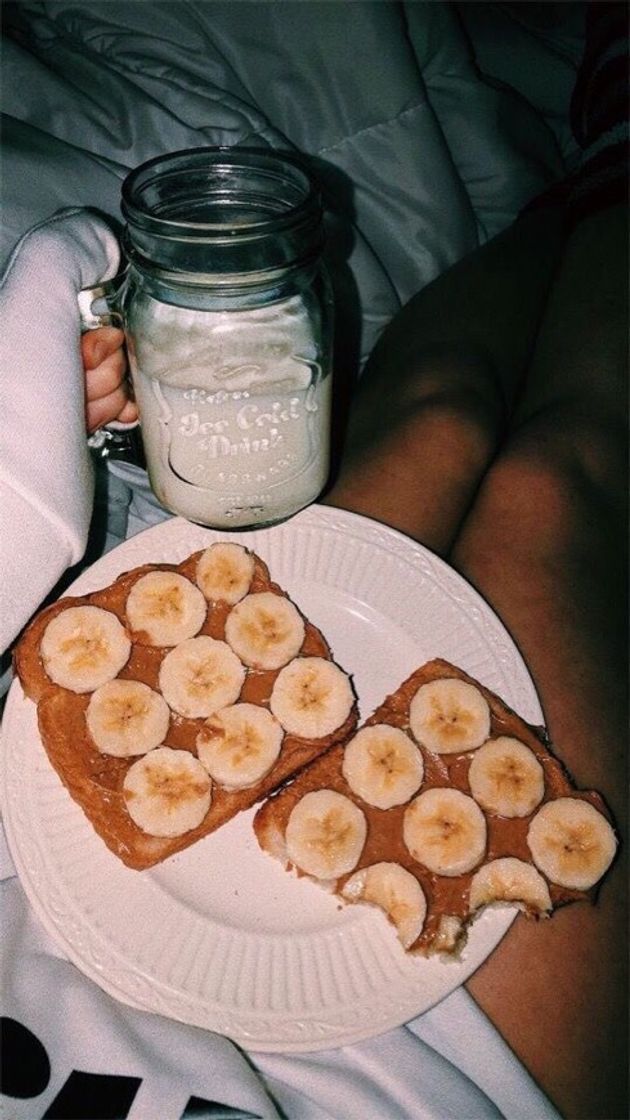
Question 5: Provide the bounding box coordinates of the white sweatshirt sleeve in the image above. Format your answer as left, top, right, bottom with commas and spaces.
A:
0, 208, 121, 653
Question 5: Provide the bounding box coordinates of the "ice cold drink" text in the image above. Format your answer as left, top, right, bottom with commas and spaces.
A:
178, 395, 309, 458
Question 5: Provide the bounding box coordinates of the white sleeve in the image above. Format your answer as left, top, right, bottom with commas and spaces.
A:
0, 207, 121, 653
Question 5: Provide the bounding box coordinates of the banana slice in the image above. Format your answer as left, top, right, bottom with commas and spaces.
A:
224, 592, 305, 670
432, 915, 466, 955
196, 703, 284, 789
40, 605, 131, 693
341, 725, 424, 809
123, 746, 212, 837
468, 736, 545, 818
270, 656, 355, 739
341, 862, 427, 949
86, 678, 170, 757
409, 677, 491, 754
469, 857, 552, 915
527, 797, 617, 891
195, 542, 255, 605
403, 787, 487, 876
158, 636, 245, 719
285, 789, 367, 880
125, 571, 207, 646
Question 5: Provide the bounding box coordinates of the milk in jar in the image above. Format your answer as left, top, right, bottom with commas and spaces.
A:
126, 290, 332, 528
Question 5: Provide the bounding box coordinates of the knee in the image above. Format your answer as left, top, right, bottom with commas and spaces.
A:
349, 347, 506, 476
481, 446, 573, 533
404, 390, 502, 478
402, 346, 509, 464
515, 412, 626, 515
475, 421, 626, 553
405, 346, 507, 424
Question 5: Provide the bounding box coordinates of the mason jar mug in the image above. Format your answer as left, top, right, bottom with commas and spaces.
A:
118, 146, 334, 530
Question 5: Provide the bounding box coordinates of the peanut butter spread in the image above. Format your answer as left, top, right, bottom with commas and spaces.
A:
14, 549, 358, 870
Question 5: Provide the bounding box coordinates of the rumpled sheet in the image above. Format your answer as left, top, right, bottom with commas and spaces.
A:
0, 821, 559, 1120
1, 0, 584, 366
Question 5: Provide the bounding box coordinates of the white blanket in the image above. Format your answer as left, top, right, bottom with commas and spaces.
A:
1, 822, 558, 1120
1, 1, 584, 365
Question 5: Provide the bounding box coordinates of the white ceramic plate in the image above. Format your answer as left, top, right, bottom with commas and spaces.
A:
1, 506, 542, 1052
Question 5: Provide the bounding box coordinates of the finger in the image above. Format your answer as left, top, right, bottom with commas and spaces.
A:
86, 386, 131, 433
81, 326, 126, 371
115, 398, 140, 425
84, 348, 129, 403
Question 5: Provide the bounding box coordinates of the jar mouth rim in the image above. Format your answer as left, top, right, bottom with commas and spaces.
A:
121, 145, 319, 237
123, 234, 323, 290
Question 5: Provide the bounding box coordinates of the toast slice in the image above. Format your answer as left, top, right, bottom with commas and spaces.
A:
254, 658, 617, 956
14, 543, 358, 869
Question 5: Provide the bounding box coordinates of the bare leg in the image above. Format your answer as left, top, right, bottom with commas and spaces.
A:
326, 198, 626, 1116
325, 207, 567, 553
454, 204, 628, 1120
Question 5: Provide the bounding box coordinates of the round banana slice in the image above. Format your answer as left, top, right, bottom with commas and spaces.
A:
158, 636, 245, 719
123, 747, 212, 837
285, 789, 367, 880
341, 725, 424, 809
409, 677, 491, 754
125, 570, 207, 646
468, 736, 545, 818
342, 862, 427, 949
195, 542, 256, 605
224, 591, 305, 670
270, 656, 355, 739
196, 703, 284, 789
40, 605, 131, 693
403, 787, 487, 877
527, 797, 617, 891
86, 678, 170, 757
468, 857, 552, 915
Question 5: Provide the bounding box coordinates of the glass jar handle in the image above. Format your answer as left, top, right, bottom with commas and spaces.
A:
77, 280, 124, 332
79, 280, 145, 466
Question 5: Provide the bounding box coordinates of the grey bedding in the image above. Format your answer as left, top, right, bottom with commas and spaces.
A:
1, 0, 585, 366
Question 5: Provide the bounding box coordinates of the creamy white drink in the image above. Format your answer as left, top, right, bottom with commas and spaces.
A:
127, 293, 331, 528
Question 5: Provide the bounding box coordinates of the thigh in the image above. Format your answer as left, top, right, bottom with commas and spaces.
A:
510, 204, 628, 433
